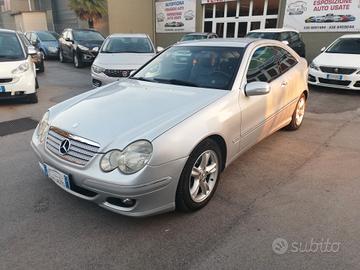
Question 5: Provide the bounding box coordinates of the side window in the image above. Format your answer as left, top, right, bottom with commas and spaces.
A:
62, 31, 68, 40
289, 32, 299, 42
68, 31, 73, 40
275, 47, 298, 74
280, 32, 291, 42
25, 32, 30, 40
30, 33, 37, 43
18, 33, 31, 47
246, 46, 281, 83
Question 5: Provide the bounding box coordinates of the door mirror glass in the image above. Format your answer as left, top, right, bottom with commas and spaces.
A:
157, 46, 164, 53
321, 46, 326, 52
245, 82, 271, 96
27, 45, 37, 55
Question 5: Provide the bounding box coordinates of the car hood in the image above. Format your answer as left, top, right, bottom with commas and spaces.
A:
50, 79, 228, 151
94, 53, 156, 70
0, 60, 27, 77
42, 41, 59, 47
77, 40, 103, 50
313, 52, 360, 68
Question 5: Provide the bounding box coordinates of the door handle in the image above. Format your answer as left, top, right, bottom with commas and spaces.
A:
281, 81, 288, 87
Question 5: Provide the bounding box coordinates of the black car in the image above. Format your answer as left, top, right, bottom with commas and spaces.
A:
58, 29, 105, 68
246, 29, 306, 58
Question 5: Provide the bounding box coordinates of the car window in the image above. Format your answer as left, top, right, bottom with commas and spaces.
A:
73, 30, 104, 41
18, 32, 31, 47
30, 33, 37, 43
246, 32, 280, 40
275, 47, 298, 74
0, 32, 26, 61
133, 46, 244, 90
247, 46, 281, 83
326, 38, 360, 54
101, 37, 154, 53
289, 32, 300, 42
25, 32, 31, 40
37, 32, 57, 41
280, 32, 291, 41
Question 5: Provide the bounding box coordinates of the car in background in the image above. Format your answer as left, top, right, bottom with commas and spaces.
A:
341, 15, 355, 22
165, 21, 184, 28
91, 34, 159, 87
246, 28, 306, 57
25, 31, 60, 59
0, 29, 38, 103
58, 28, 105, 68
287, 1, 307, 15
184, 10, 195, 20
308, 34, 360, 90
180, 32, 218, 42
48, 31, 60, 40
19, 31, 45, 73
31, 38, 308, 216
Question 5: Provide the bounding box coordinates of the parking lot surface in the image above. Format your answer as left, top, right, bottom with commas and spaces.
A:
1, 61, 360, 270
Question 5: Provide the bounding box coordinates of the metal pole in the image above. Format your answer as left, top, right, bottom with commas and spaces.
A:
28, 0, 32, 11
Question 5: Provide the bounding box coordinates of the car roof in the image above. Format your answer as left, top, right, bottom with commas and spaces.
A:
340, 34, 360, 38
0, 28, 17, 34
249, 28, 299, 33
185, 32, 215, 36
64, 28, 99, 32
109, 33, 149, 38
176, 38, 262, 48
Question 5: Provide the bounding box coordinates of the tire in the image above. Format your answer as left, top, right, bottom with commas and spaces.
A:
37, 60, 45, 73
40, 50, 46, 60
73, 52, 83, 68
176, 139, 222, 212
27, 92, 38, 104
59, 49, 65, 63
35, 78, 39, 89
286, 93, 306, 130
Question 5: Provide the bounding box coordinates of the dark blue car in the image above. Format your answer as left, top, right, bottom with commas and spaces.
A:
25, 31, 60, 59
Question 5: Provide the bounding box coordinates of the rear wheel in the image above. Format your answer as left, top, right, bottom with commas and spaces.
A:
176, 139, 222, 212
37, 60, 45, 73
73, 52, 83, 68
286, 93, 306, 130
59, 49, 65, 63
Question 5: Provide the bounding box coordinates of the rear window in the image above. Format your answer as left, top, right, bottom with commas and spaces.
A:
246, 32, 280, 40
0, 32, 25, 61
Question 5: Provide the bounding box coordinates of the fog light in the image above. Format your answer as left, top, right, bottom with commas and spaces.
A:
122, 198, 135, 207
106, 197, 136, 208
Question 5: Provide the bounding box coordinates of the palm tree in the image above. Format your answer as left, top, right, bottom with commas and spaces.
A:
69, 0, 107, 28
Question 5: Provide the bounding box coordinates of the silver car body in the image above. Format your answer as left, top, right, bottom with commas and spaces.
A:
91, 33, 156, 86
32, 39, 308, 217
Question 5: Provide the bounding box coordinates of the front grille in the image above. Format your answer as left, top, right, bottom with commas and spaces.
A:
319, 78, 351, 86
319, 66, 356, 75
104, 69, 132, 78
308, 74, 316, 82
46, 127, 100, 166
0, 78, 12, 83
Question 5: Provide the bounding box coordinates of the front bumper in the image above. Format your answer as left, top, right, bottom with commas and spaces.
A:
31, 131, 188, 217
91, 71, 118, 87
79, 50, 98, 63
0, 69, 36, 98
308, 68, 360, 90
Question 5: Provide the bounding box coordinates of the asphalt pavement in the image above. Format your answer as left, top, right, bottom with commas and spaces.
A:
0, 61, 360, 270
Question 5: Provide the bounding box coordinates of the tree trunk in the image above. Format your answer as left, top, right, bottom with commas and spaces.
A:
88, 19, 94, 29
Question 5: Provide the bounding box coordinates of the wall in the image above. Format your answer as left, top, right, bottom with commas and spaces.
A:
14, 11, 47, 32
52, 0, 87, 33
107, 0, 154, 42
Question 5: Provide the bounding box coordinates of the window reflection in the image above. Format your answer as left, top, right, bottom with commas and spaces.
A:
215, 2, 225, 18
239, 0, 250, 16
252, 0, 264, 16
227, 1, 237, 17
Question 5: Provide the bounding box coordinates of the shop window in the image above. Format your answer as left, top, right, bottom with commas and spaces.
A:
215, 2, 225, 18
238, 22, 247, 37
227, 23, 236, 38
216, 23, 224, 37
227, 1, 237, 17
239, 0, 250, 17
265, 18, 277, 28
204, 21, 213, 33
267, 0, 279, 15
205, 4, 214, 18
251, 21, 261, 31
252, 0, 264, 16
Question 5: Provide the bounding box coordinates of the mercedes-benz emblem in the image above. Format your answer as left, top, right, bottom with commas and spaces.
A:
334, 68, 339, 73
59, 139, 71, 155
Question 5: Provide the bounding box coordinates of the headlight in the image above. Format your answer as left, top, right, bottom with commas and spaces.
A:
78, 45, 89, 51
12, 63, 30, 74
37, 111, 50, 143
100, 140, 153, 174
48, 46, 58, 52
309, 62, 320, 71
92, 64, 105, 74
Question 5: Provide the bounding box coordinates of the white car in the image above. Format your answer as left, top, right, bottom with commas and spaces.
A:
91, 34, 159, 87
308, 34, 360, 90
0, 29, 38, 103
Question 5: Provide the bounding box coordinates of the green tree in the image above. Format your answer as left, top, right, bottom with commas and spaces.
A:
69, 0, 107, 28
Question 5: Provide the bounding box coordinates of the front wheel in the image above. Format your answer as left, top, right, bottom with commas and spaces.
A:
59, 49, 65, 63
73, 53, 83, 68
176, 139, 222, 212
286, 93, 306, 130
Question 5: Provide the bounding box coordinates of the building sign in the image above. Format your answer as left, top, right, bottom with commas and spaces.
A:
156, 0, 196, 33
283, 0, 360, 32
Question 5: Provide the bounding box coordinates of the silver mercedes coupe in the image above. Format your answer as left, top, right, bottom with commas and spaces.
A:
31, 38, 309, 217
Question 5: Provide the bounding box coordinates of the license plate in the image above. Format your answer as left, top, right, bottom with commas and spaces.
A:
326, 74, 344, 80
0, 86, 5, 92
39, 163, 70, 189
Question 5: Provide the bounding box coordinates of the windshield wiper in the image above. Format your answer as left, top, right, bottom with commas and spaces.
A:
131, 77, 155, 82
153, 78, 199, 87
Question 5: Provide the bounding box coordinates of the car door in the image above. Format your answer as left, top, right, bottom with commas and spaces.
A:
239, 46, 291, 149
62, 30, 72, 60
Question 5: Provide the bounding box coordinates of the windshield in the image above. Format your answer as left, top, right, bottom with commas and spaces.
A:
132, 46, 244, 90
49, 31, 60, 40
101, 37, 154, 53
37, 32, 57, 41
181, 35, 208, 41
326, 38, 360, 54
247, 32, 280, 40
0, 32, 25, 61
73, 30, 104, 41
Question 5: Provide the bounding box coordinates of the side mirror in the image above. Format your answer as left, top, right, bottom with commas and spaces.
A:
157, 46, 164, 53
93, 46, 99, 52
27, 45, 37, 55
245, 82, 271, 96
282, 40, 289, 46
65, 37, 73, 43
320, 46, 326, 52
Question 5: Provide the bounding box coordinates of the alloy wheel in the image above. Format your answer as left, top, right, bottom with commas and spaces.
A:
295, 96, 306, 126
